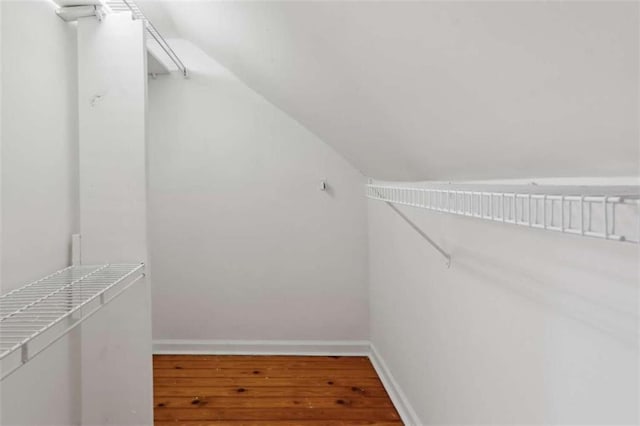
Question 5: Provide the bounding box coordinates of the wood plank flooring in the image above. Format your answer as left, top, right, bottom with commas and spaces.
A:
153, 355, 402, 425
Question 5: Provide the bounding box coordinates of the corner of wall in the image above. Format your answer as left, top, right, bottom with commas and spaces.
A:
368, 343, 422, 426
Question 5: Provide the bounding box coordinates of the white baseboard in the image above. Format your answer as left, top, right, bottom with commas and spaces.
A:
152, 339, 420, 425
369, 344, 422, 426
152, 339, 370, 356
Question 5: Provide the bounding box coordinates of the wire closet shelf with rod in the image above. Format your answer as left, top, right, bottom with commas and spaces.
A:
366, 181, 640, 266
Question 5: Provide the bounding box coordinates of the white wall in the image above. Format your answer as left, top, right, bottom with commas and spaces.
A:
1, 0, 78, 290
368, 183, 639, 425
1, 1, 80, 424
1, 0, 4, 421
78, 13, 148, 265
148, 40, 369, 344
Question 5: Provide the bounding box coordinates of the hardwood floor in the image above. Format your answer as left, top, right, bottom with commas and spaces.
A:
153, 355, 403, 425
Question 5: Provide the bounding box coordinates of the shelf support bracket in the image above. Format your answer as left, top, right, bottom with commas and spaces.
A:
20, 344, 29, 364
370, 184, 451, 267
384, 201, 452, 268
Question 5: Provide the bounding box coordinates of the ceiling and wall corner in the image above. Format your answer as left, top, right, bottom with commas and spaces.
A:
139, 1, 638, 182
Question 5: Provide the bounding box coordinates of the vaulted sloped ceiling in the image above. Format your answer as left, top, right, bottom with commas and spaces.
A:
140, 1, 638, 181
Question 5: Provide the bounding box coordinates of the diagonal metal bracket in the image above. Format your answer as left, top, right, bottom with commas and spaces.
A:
370, 185, 451, 267
384, 201, 452, 268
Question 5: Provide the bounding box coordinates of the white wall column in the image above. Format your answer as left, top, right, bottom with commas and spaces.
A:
0, 1, 4, 418
77, 12, 152, 426
78, 13, 147, 264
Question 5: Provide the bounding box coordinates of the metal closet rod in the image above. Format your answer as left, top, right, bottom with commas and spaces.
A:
115, 0, 188, 78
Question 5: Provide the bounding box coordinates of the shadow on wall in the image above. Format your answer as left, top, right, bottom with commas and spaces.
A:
451, 244, 637, 347
384, 201, 638, 348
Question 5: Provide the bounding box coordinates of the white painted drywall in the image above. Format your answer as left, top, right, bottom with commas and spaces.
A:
1, 0, 78, 291
77, 13, 153, 425
148, 40, 369, 343
1, 0, 4, 420
1, 1, 80, 424
78, 14, 148, 265
140, 1, 639, 181
368, 180, 639, 425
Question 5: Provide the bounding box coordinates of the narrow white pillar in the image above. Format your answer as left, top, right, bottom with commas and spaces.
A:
77, 12, 152, 426
78, 13, 147, 264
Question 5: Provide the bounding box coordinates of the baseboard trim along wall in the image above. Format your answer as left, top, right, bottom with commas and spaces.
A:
368, 344, 422, 426
152, 339, 371, 356
152, 339, 421, 425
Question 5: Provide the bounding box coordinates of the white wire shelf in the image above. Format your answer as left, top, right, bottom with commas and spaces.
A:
105, 0, 188, 77
366, 183, 640, 244
0, 263, 145, 380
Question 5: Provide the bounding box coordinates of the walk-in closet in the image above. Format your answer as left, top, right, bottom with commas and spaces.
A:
1, 1, 638, 425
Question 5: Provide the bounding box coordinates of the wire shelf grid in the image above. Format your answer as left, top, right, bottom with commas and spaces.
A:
366, 183, 640, 243
105, 0, 188, 77
0, 264, 145, 380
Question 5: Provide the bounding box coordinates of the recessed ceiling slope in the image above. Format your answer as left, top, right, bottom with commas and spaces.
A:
139, 1, 639, 181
